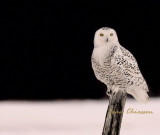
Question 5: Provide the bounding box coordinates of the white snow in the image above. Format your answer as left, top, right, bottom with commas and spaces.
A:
0, 98, 160, 135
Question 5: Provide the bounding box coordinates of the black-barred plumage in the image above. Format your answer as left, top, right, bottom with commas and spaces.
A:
91, 27, 149, 103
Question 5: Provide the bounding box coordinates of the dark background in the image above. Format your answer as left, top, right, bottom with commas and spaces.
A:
2, 1, 160, 100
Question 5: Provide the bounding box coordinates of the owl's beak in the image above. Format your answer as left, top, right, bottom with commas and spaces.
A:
106, 38, 108, 42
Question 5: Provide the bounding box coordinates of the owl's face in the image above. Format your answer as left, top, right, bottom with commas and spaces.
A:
94, 27, 119, 48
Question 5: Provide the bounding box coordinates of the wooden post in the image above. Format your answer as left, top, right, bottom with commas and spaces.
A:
102, 91, 127, 135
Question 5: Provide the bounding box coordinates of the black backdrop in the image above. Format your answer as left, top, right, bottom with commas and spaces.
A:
2, 1, 160, 100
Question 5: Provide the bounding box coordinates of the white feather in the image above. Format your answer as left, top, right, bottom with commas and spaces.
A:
127, 88, 149, 103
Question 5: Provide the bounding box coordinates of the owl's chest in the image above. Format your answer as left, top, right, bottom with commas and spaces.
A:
92, 57, 114, 80
92, 58, 111, 73
92, 55, 124, 86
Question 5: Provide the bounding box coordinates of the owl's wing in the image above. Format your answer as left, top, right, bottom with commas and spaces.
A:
113, 45, 148, 92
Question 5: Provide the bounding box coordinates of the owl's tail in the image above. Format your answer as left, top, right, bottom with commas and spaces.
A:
127, 89, 149, 103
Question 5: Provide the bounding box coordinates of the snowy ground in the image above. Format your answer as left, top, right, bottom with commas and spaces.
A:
0, 98, 160, 135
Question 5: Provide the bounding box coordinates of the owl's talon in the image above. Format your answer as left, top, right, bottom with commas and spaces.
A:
106, 89, 112, 97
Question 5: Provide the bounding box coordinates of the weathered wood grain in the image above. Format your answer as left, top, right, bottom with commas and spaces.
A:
102, 91, 127, 135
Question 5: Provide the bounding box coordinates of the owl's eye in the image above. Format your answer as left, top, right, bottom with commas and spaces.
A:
110, 33, 113, 36
100, 33, 104, 37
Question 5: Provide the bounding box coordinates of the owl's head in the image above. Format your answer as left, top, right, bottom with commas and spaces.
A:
94, 27, 119, 48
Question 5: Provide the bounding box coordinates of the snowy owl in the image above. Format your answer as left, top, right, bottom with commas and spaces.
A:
91, 27, 149, 103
